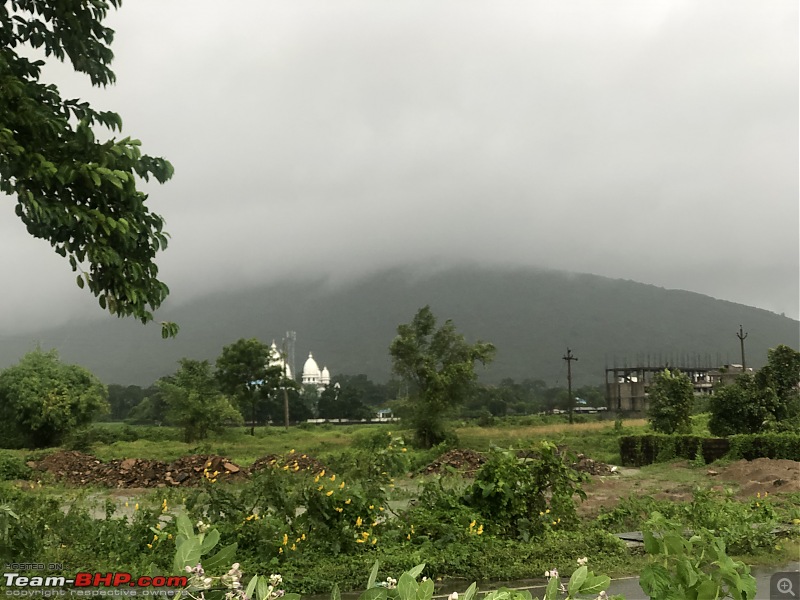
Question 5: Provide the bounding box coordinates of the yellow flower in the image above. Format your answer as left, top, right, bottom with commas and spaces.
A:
156, 523, 162, 529
470, 520, 476, 529
125, 502, 129, 508
379, 507, 384, 511
411, 525, 415, 533
330, 474, 336, 482
320, 470, 326, 477
371, 538, 377, 545
167, 534, 173, 540
345, 499, 351, 504
369, 505, 374, 510
339, 482, 345, 489
206, 461, 212, 467
539, 512, 544, 516
402, 448, 407, 453
135, 503, 139, 511
335, 507, 343, 513
314, 475, 320, 483
278, 547, 283, 554
283, 465, 289, 471
153, 535, 158, 541
283, 533, 289, 545
294, 465, 300, 471
757, 492, 761, 498
291, 544, 297, 551
317, 485, 324, 491
326, 490, 334, 496
362, 531, 370, 538
301, 533, 306, 540
552, 521, 557, 525
477, 525, 483, 535
147, 544, 152, 549
407, 534, 411, 540
356, 539, 365, 543
545, 509, 550, 514
290, 449, 295, 454
210, 478, 217, 483
356, 517, 363, 527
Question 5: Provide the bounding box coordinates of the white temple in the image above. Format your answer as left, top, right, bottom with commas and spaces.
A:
301, 352, 331, 390
268, 341, 292, 378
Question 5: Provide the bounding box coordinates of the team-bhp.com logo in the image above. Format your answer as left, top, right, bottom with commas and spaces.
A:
4, 572, 188, 590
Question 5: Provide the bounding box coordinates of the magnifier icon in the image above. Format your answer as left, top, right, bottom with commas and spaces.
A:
778, 578, 797, 597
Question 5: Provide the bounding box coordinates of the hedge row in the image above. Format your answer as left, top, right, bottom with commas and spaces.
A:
619, 433, 800, 466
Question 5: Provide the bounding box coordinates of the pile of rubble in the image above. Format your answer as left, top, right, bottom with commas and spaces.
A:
420, 449, 486, 476
571, 454, 618, 476
250, 452, 326, 474
30, 451, 246, 488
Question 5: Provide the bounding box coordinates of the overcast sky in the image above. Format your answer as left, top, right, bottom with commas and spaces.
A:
1, 0, 798, 334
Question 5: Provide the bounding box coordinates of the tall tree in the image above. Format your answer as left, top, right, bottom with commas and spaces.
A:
0, 349, 108, 448
158, 359, 242, 442
390, 306, 495, 448
1, 1, 175, 333
215, 338, 282, 435
647, 369, 694, 434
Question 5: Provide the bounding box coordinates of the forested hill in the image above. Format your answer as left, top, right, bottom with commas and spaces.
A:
1, 266, 797, 387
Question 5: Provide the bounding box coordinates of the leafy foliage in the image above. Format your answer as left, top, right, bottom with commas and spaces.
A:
709, 345, 800, 436
390, 306, 495, 448
215, 339, 285, 434
639, 512, 757, 600
464, 442, 587, 540
647, 369, 694, 434
0, 0, 175, 331
158, 359, 242, 442
0, 349, 108, 448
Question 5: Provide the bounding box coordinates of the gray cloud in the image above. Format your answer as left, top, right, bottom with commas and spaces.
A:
1, 0, 797, 334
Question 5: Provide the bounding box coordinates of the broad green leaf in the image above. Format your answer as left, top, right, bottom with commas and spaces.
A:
256, 577, 269, 600
367, 560, 380, 589
406, 564, 426, 579
202, 542, 237, 573
696, 580, 719, 600
199, 528, 220, 554
416, 578, 434, 600
245, 576, 258, 600
331, 583, 341, 600
567, 566, 587, 596
398, 573, 418, 600
172, 538, 201, 573
544, 577, 559, 600
462, 582, 477, 600
358, 587, 387, 600
643, 530, 661, 554
581, 573, 610, 595
175, 514, 194, 539
676, 557, 698, 588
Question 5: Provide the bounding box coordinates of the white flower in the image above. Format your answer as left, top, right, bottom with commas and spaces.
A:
596, 592, 608, 600
544, 569, 559, 579
449, 593, 459, 600
577, 557, 588, 566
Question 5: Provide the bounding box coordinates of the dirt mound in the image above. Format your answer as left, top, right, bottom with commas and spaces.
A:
250, 452, 326, 474
33, 451, 245, 487
572, 454, 617, 476
421, 449, 486, 476
713, 458, 800, 498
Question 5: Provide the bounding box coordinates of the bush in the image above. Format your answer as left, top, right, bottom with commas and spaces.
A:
647, 369, 694, 434
0, 452, 30, 481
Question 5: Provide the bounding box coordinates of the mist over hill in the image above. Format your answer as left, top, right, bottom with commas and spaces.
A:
1, 266, 797, 387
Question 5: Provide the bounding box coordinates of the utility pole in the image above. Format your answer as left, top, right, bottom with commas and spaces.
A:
562, 348, 578, 424
282, 337, 290, 430
736, 325, 748, 371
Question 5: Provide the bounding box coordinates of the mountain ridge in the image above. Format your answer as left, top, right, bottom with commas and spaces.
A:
1, 265, 796, 387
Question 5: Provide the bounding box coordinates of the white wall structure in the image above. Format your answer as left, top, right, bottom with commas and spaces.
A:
268, 341, 292, 379
302, 352, 331, 390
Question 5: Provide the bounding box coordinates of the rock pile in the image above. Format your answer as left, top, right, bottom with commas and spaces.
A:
31, 451, 246, 488
571, 454, 617, 476
420, 449, 486, 476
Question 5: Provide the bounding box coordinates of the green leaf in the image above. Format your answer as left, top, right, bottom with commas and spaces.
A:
544, 577, 559, 600
398, 574, 418, 600
201, 542, 237, 573
696, 580, 719, 600
175, 514, 193, 539
199, 528, 219, 554
643, 530, 661, 554
331, 583, 341, 600
172, 538, 201, 573
416, 578, 434, 600
367, 560, 380, 589
76, 274, 84, 289
567, 566, 587, 596
358, 588, 387, 600
406, 564, 426, 579
245, 576, 258, 600
257, 577, 269, 600
580, 573, 610, 595
462, 582, 477, 600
